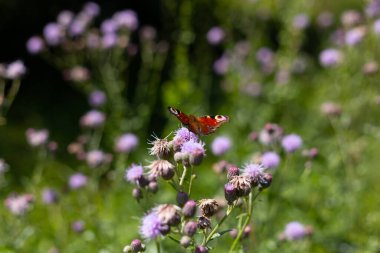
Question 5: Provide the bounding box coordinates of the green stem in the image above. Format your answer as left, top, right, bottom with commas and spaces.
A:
229, 191, 261, 253
2, 79, 21, 117
203, 204, 236, 246
155, 239, 161, 253
187, 167, 195, 196
179, 165, 188, 188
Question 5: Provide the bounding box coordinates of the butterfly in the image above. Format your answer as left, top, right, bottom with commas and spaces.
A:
168, 107, 229, 135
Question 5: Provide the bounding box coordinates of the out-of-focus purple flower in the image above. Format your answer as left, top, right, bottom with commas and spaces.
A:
64, 66, 90, 82
113, 10, 138, 31
69, 19, 87, 37
373, 19, 380, 35
261, 152, 280, 169
86, 32, 101, 48
5, 60, 26, 79
101, 19, 118, 34
140, 211, 162, 240
281, 134, 302, 153
80, 110, 105, 128
256, 47, 274, 65
57, 10, 74, 26
26, 128, 49, 147
115, 133, 139, 153
259, 123, 283, 146
320, 102, 341, 117
341, 10, 362, 27
211, 136, 231, 156
42, 188, 58, 204
43, 23, 62, 46
330, 29, 346, 46
89, 90, 106, 107
317, 11, 334, 28
69, 173, 88, 189
292, 13, 310, 29
275, 69, 290, 85
83, 2, 100, 17
4, 193, 34, 215
319, 49, 343, 67
283, 221, 307, 240
0, 158, 9, 174
102, 33, 118, 48
366, 0, 380, 17
86, 150, 106, 168
235, 41, 250, 56
26, 36, 45, 54
242, 163, 264, 180
213, 55, 229, 75
345, 27, 366, 46
207, 26, 225, 45
125, 164, 144, 183
72, 220, 85, 233
140, 26, 157, 40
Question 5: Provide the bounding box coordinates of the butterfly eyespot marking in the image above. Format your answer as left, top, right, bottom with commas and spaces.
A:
215, 115, 229, 122
168, 107, 179, 116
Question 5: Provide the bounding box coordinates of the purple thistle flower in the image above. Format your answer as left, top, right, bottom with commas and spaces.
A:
345, 27, 366, 46
115, 133, 139, 153
207, 26, 225, 45
341, 10, 362, 27
69, 19, 87, 37
25, 128, 49, 147
82, 2, 100, 17
366, 0, 380, 17
69, 173, 88, 189
174, 127, 198, 142
261, 152, 280, 169
26, 36, 44, 54
102, 33, 118, 48
80, 110, 105, 128
373, 19, 380, 35
101, 19, 118, 34
42, 188, 58, 204
256, 47, 274, 65
113, 10, 139, 31
211, 136, 231, 156
284, 221, 307, 240
6, 60, 26, 79
140, 211, 162, 240
57, 10, 74, 27
181, 140, 205, 156
43, 23, 62, 46
86, 150, 106, 168
281, 134, 302, 153
292, 13, 310, 29
319, 49, 343, 67
4, 193, 34, 215
213, 55, 229, 75
88, 90, 106, 107
242, 163, 264, 179
125, 164, 144, 183
86, 32, 101, 49
317, 11, 334, 28
72, 220, 85, 233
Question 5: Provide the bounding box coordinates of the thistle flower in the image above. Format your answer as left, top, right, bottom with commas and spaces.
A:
69, 173, 88, 189
57, 10, 74, 26
213, 55, 229, 75
64, 66, 90, 82
140, 26, 157, 40
26, 36, 45, 54
4, 193, 34, 215
140, 211, 162, 240
132, 188, 143, 200
43, 23, 62, 46
211, 136, 231, 156
6, 60, 26, 79
102, 33, 118, 48
173, 127, 198, 151
319, 49, 343, 67
183, 221, 198, 236
198, 199, 219, 217
85, 150, 109, 168
320, 102, 341, 116
345, 27, 366, 46
292, 13, 310, 30
229, 175, 252, 197
259, 123, 283, 145
130, 239, 144, 253
149, 136, 171, 158
101, 19, 118, 34
366, 0, 380, 17
261, 152, 280, 169
72, 220, 85, 233
146, 160, 175, 180
227, 166, 240, 180
224, 183, 238, 204
181, 140, 206, 166
243, 225, 252, 238
115, 133, 139, 153
282, 221, 312, 240
148, 180, 158, 193
69, 19, 87, 37
42, 188, 58, 204
207, 26, 225, 45
82, 2, 100, 17
125, 164, 144, 183
341, 10, 362, 27
317, 11, 334, 28
362, 61, 379, 75
281, 134, 302, 153
242, 163, 265, 185
89, 90, 106, 107
80, 110, 105, 128
113, 10, 139, 31
26, 128, 49, 147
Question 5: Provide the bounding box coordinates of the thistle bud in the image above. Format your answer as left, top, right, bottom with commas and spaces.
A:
229, 228, 238, 239
224, 183, 238, 205
132, 188, 142, 200
183, 221, 197, 236
148, 181, 158, 193
180, 236, 192, 248
195, 245, 209, 253
174, 152, 184, 163
137, 176, 149, 187
197, 216, 211, 230
182, 200, 197, 218
243, 225, 252, 238
189, 150, 204, 166
130, 239, 143, 252
176, 191, 189, 207
258, 173, 272, 190
227, 166, 240, 181
159, 224, 170, 235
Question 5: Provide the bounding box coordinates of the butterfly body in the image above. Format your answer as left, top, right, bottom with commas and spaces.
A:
168, 107, 229, 135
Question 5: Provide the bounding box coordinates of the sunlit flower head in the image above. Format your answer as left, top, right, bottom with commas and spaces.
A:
113, 10, 139, 31
319, 48, 343, 67
281, 134, 302, 153
43, 22, 62, 46
80, 110, 105, 128
207, 26, 225, 45
125, 164, 144, 183
25, 128, 49, 147
146, 160, 175, 180
242, 163, 265, 181
26, 36, 45, 54
86, 150, 108, 168
283, 221, 309, 240
261, 151, 280, 169
69, 173, 88, 189
6, 60, 26, 79
211, 136, 231, 156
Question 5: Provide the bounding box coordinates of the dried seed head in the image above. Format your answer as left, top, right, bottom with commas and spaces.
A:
227, 166, 240, 180
198, 199, 219, 217
155, 204, 179, 225
229, 175, 252, 197
197, 216, 211, 230
149, 136, 171, 158
146, 160, 175, 180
